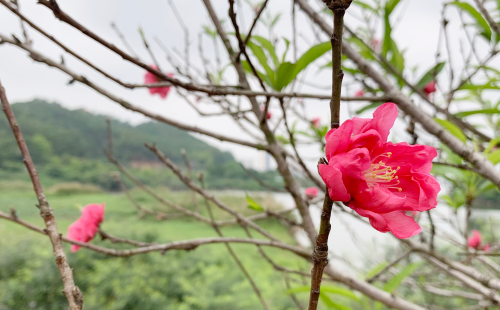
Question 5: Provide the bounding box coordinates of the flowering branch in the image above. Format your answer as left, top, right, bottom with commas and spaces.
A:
0, 81, 83, 310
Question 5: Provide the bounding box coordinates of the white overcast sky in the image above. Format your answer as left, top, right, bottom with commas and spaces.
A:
0, 0, 480, 168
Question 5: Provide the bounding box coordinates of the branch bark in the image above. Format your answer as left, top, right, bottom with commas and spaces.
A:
308, 2, 351, 309
0, 81, 83, 310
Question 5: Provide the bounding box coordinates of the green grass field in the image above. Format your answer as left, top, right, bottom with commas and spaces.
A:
0, 181, 308, 310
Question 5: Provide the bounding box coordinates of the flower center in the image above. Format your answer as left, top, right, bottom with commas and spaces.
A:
363, 152, 402, 192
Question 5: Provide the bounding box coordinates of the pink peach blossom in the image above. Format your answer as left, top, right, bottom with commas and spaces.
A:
67, 203, 105, 252
305, 187, 319, 199
261, 107, 272, 120
483, 244, 491, 252
144, 65, 173, 99
468, 230, 482, 249
423, 81, 437, 95
370, 38, 381, 51
318, 103, 440, 239
354, 90, 365, 97
312, 117, 321, 128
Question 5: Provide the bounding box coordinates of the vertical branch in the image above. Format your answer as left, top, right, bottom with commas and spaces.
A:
309, 2, 351, 310
329, 3, 347, 129
0, 80, 83, 310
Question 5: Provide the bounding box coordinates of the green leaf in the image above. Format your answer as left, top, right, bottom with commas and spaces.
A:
454, 108, 500, 118
382, 0, 402, 57
448, 2, 492, 41
365, 262, 389, 279
286, 285, 358, 310
241, 60, 274, 88
281, 38, 290, 63
489, 149, 500, 165
291, 41, 332, 81
245, 194, 263, 211
319, 294, 353, 310
415, 62, 446, 89
352, 1, 378, 14
246, 41, 276, 88
321, 285, 360, 301
434, 118, 467, 143
389, 39, 405, 73
383, 262, 423, 293
276, 135, 290, 145
251, 35, 279, 68
275, 62, 297, 91
460, 79, 500, 91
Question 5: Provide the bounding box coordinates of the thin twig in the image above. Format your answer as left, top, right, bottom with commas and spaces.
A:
0, 210, 311, 258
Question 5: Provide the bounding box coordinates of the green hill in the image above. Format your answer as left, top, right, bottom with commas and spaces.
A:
0, 99, 282, 190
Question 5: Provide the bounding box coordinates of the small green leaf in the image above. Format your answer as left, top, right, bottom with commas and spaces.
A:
382, 0, 402, 57
434, 118, 467, 143
321, 285, 360, 301
454, 108, 500, 118
319, 294, 353, 310
251, 35, 279, 68
383, 262, 423, 293
246, 41, 276, 88
489, 149, 500, 165
275, 62, 296, 91
365, 262, 389, 279
246, 194, 263, 211
291, 41, 332, 81
352, 1, 378, 14
276, 135, 290, 145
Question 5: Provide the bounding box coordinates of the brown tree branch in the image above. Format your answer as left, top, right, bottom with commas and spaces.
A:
0, 210, 311, 258
145, 143, 279, 241
308, 2, 351, 309
0, 34, 265, 151
0, 81, 83, 310
201, 0, 318, 245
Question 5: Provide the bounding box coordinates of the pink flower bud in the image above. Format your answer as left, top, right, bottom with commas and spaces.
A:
305, 187, 319, 199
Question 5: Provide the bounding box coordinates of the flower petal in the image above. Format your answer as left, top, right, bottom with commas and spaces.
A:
318, 164, 350, 202
360, 102, 398, 142
325, 120, 353, 160
330, 148, 371, 194
383, 142, 438, 174
347, 129, 381, 153
353, 208, 422, 239
351, 185, 406, 213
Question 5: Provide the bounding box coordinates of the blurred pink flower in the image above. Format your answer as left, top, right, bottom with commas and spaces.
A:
483, 244, 491, 252
318, 103, 440, 239
67, 203, 105, 252
144, 65, 173, 99
423, 81, 437, 95
261, 107, 272, 120
370, 38, 381, 51
468, 230, 482, 249
305, 187, 319, 199
354, 90, 365, 97
312, 117, 321, 128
